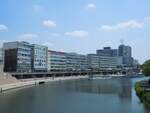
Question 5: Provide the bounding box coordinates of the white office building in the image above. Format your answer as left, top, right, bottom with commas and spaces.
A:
0, 48, 3, 64
32, 44, 48, 72
87, 54, 100, 70
0, 48, 4, 74
48, 50, 66, 71
99, 56, 121, 70
66, 53, 88, 71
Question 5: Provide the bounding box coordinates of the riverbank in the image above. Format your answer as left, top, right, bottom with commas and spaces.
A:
135, 80, 150, 108
0, 76, 88, 93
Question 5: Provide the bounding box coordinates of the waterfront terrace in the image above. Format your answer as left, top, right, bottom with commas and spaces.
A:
10, 68, 125, 79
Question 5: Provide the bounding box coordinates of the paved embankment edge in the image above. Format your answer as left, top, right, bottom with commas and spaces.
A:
0, 76, 88, 93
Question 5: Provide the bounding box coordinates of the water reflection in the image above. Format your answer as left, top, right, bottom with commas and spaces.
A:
63, 78, 132, 100
0, 77, 149, 113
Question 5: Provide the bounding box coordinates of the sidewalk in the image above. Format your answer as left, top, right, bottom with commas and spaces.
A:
0, 76, 88, 93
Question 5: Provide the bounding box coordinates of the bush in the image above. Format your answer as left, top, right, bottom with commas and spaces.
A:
135, 83, 144, 97
142, 60, 150, 76
135, 81, 150, 108
143, 92, 150, 103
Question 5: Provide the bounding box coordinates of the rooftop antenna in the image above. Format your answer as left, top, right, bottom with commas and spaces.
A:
120, 39, 124, 45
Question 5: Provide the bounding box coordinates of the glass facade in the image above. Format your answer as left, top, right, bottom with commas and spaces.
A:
0, 48, 3, 64
32, 44, 48, 72
48, 50, 66, 71
87, 54, 122, 70
99, 56, 119, 70
3, 41, 32, 72
97, 47, 118, 57
87, 54, 99, 69
48, 52, 89, 71
118, 44, 133, 67
17, 42, 32, 72
66, 53, 88, 71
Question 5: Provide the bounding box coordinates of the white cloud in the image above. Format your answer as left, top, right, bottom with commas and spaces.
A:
18, 33, 39, 41
85, 3, 96, 9
43, 42, 54, 48
0, 24, 8, 31
17, 33, 54, 47
144, 16, 150, 21
65, 30, 89, 38
43, 20, 56, 28
100, 20, 144, 32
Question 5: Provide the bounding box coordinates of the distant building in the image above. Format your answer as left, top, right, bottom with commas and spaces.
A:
96, 47, 118, 57
31, 44, 48, 72
3, 41, 32, 72
66, 53, 88, 71
48, 50, 67, 71
87, 54, 100, 70
118, 44, 133, 67
111, 49, 118, 57
96, 46, 123, 70
118, 45, 131, 57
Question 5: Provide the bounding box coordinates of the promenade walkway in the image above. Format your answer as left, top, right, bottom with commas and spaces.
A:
0, 76, 88, 93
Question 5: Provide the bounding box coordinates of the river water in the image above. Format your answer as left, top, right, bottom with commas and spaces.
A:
0, 77, 149, 113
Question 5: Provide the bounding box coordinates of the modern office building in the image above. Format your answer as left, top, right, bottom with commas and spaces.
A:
99, 56, 121, 70
66, 53, 88, 71
111, 49, 118, 57
118, 45, 131, 57
116, 56, 123, 67
87, 54, 122, 70
87, 54, 100, 70
3, 41, 32, 72
96, 47, 118, 57
0, 48, 4, 74
48, 50, 67, 71
2, 41, 134, 73
118, 44, 133, 67
31, 44, 48, 72
0, 48, 3, 64
78, 54, 89, 70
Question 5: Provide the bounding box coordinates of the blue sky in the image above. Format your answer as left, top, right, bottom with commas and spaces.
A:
0, 0, 150, 63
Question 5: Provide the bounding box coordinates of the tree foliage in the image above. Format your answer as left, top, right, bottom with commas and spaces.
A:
143, 60, 150, 76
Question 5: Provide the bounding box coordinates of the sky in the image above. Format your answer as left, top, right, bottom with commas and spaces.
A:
0, 0, 150, 64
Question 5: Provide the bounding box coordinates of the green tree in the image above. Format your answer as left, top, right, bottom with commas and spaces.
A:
143, 60, 150, 76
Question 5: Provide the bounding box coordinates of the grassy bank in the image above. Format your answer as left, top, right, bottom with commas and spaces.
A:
135, 80, 150, 108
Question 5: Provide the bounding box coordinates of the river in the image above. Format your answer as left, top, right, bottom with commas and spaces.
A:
0, 77, 149, 113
